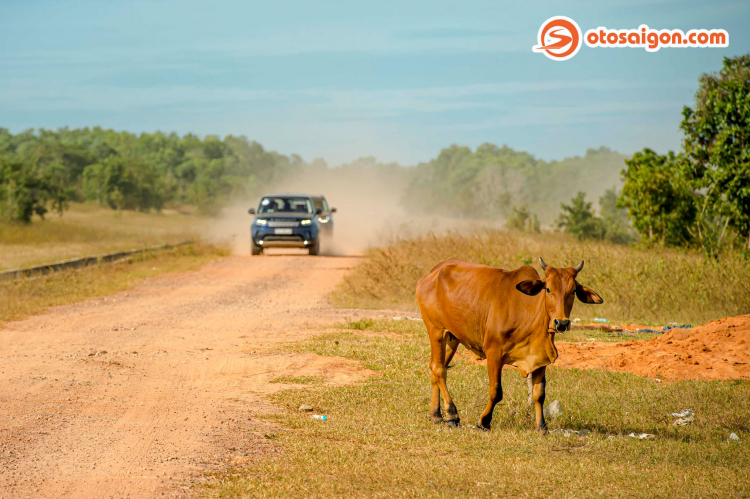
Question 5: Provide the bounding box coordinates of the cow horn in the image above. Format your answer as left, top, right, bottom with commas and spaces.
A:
538, 257, 548, 271
573, 260, 584, 273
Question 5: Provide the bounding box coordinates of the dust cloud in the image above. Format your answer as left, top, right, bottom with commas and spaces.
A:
203, 166, 500, 256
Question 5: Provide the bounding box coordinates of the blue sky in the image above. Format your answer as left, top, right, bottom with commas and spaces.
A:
1, 0, 748, 165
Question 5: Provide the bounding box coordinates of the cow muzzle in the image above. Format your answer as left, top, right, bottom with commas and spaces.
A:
554, 319, 570, 333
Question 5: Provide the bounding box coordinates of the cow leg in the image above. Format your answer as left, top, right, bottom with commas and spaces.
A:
526, 374, 533, 404
531, 366, 548, 435
477, 353, 503, 430
444, 332, 459, 366
427, 326, 447, 423
430, 331, 460, 426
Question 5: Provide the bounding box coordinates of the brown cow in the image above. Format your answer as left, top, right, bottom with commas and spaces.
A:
416, 257, 603, 434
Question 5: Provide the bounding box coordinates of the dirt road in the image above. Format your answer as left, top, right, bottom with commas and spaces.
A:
0, 255, 372, 498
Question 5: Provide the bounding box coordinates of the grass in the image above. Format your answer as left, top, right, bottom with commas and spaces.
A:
0, 243, 228, 325
0, 202, 209, 270
331, 230, 750, 326
557, 328, 660, 343
339, 318, 661, 343
269, 376, 325, 385
215, 320, 749, 498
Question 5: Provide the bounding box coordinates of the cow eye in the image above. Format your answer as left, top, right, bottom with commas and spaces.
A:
546, 288, 551, 294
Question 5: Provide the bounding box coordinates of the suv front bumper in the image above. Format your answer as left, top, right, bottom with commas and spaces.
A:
252, 226, 318, 249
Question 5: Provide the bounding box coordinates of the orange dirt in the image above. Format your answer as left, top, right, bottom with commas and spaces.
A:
557, 315, 750, 381
0, 254, 372, 498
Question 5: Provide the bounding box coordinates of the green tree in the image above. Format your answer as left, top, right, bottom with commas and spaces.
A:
556, 192, 606, 241
506, 204, 541, 233
599, 188, 637, 244
0, 156, 67, 222
680, 54, 750, 249
82, 156, 165, 212
619, 149, 696, 246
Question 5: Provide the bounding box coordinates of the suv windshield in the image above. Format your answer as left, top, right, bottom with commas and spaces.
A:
258, 197, 313, 214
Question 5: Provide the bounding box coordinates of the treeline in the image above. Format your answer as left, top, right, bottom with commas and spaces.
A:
619, 54, 750, 256
0, 127, 303, 221
402, 144, 626, 223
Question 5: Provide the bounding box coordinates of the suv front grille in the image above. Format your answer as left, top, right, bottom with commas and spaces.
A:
268, 220, 300, 228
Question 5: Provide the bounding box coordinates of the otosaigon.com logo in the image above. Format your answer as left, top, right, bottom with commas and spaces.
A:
532, 16, 728, 61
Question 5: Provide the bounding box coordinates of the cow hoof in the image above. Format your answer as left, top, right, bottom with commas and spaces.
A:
445, 419, 460, 428
432, 419, 444, 424
536, 427, 549, 436
475, 424, 490, 432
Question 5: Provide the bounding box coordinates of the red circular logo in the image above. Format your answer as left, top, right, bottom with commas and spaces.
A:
532, 16, 582, 61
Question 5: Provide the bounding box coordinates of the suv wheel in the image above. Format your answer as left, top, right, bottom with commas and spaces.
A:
251, 239, 263, 256
308, 239, 320, 256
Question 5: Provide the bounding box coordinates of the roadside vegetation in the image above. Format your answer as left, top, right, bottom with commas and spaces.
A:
568, 55, 750, 256
0, 202, 206, 270
331, 230, 750, 326
0, 242, 227, 326
215, 320, 749, 498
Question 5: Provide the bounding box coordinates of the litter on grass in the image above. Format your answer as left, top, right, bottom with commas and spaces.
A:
662, 324, 692, 332
543, 400, 562, 418
670, 409, 695, 426
730, 433, 740, 441
673, 416, 694, 426
628, 433, 656, 440
669, 409, 694, 418
550, 429, 590, 438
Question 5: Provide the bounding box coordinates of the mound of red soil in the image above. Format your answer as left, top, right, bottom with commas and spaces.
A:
557, 315, 750, 381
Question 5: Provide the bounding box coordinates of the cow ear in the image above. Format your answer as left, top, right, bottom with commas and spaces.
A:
575, 285, 603, 304
516, 279, 545, 296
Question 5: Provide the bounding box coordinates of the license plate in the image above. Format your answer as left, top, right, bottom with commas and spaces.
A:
274, 228, 293, 235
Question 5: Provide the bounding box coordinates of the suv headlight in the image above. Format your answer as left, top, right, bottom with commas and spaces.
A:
318, 215, 330, 223
300, 219, 312, 225
256, 219, 268, 226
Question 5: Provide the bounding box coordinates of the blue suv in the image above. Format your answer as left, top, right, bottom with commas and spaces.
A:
248, 194, 336, 256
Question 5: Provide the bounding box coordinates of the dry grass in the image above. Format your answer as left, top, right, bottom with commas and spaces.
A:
331, 230, 750, 325
0, 202, 209, 270
214, 319, 749, 498
269, 376, 324, 385
0, 243, 228, 325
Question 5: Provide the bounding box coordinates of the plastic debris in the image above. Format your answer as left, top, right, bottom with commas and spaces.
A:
551, 428, 590, 438
669, 409, 694, 418
298, 404, 314, 412
636, 328, 657, 333
662, 324, 693, 332
311, 414, 327, 421
573, 318, 581, 324
628, 432, 656, 440
543, 400, 562, 418
673, 415, 694, 426
729, 433, 740, 441
593, 318, 608, 323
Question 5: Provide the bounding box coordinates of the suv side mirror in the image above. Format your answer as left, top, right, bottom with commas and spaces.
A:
315, 208, 323, 215
248, 208, 255, 214
330, 207, 337, 213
